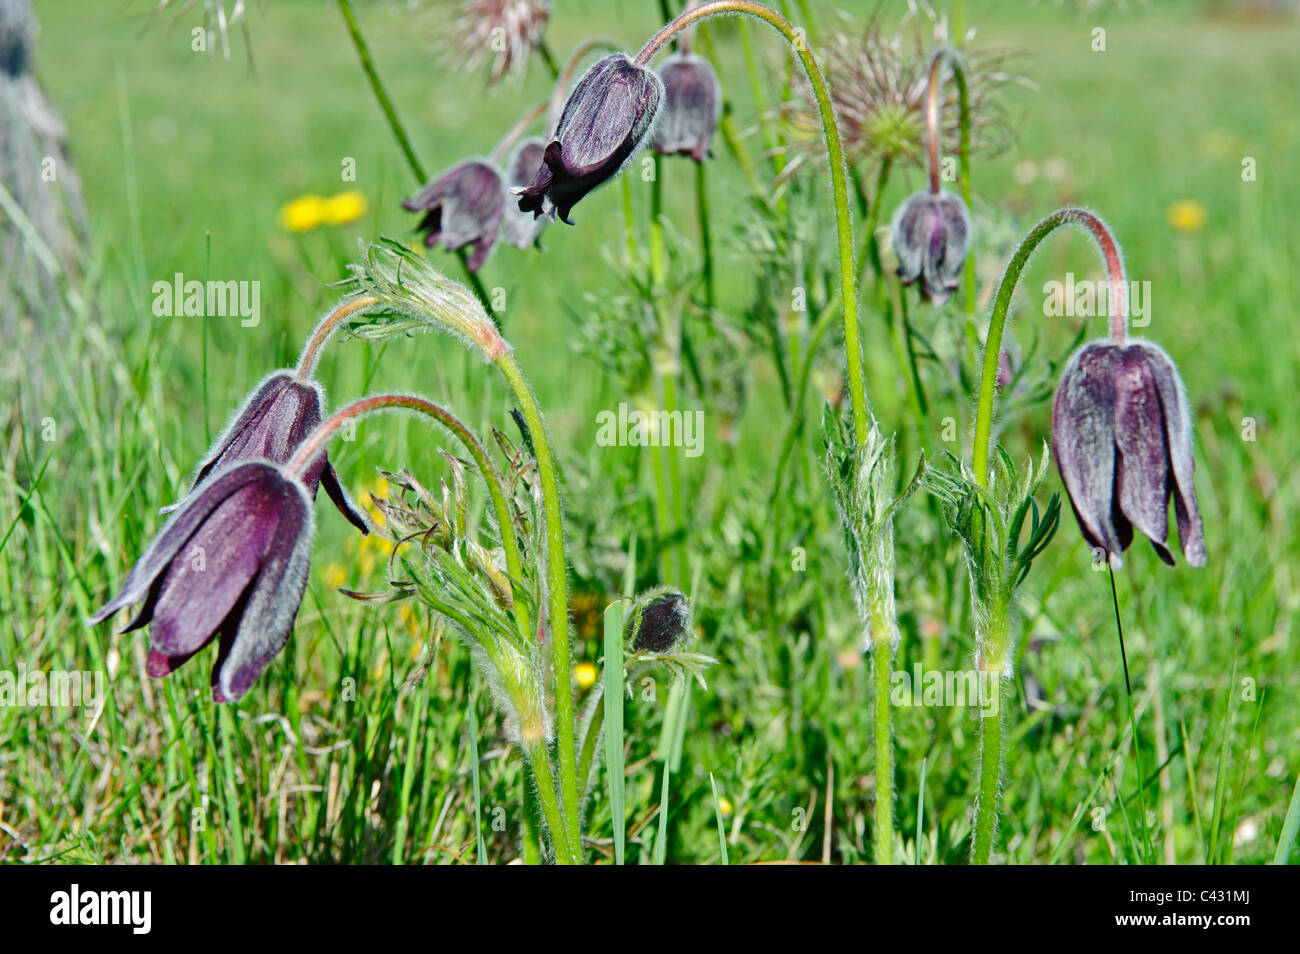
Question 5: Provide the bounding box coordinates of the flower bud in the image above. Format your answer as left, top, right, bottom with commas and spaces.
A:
517, 52, 663, 224
175, 371, 368, 534
501, 138, 548, 249
625, 587, 691, 654
651, 52, 720, 162
1052, 339, 1205, 567
402, 159, 506, 271
890, 189, 971, 305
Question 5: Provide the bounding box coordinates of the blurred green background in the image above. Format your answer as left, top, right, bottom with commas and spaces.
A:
3, 0, 1297, 864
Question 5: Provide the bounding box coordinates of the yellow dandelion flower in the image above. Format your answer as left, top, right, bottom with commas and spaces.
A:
1167, 199, 1207, 234
322, 189, 368, 226
279, 194, 327, 233
717, 795, 734, 816
573, 661, 598, 690
323, 563, 347, 589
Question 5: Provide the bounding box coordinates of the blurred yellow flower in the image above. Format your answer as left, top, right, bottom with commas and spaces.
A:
279, 194, 328, 232
279, 190, 368, 232
323, 563, 347, 589
574, 661, 598, 690
717, 795, 734, 816
322, 189, 368, 226
1167, 199, 1207, 233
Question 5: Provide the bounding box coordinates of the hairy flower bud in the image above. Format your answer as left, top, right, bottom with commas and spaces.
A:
1052, 339, 1205, 567
517, 52, 663, 224
651, 52, 720, 162
625, 587, 691, 654
173, 371, 368, 534
402, 159, 506, 271
890, 189, 971, 305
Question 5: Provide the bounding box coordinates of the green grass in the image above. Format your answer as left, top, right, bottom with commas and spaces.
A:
2, 0, 1298, 864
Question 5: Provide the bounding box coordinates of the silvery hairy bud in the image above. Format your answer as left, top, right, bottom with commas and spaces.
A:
651, 52, 720, 162
517, 52, 663, 224
402, 159, 506, 272
890, 189, 971, 306
625, 587, 691, 654
1052, 339, 1205, 568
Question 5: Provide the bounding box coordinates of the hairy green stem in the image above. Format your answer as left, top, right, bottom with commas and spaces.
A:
972, 208, 1128, 486
493, 352, 582, 861
637, 0, 870, 440
287, 393, 532, 645
335, 0, 498, 325
871, 635, 894, 864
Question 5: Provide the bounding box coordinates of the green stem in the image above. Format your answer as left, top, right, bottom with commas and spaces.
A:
336, 0, 499, 326
695, 161, 715, 312
288, 393, 534, 647
637, 0, 870, 439
1110, 565, 1153, 862
922, 46, 977, 327
871, 636, 894, 865
493, 352, 582, 861
971, 208, 1128, 486
972, 685, 1004, 864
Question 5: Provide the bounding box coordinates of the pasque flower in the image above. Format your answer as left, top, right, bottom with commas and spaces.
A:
501, 138, 548, 249
890, 190, 971, 305
517, 52, 663, 224
402, 160, 507, 272
625, 587, 691, 654
651, 52, 720, 161
1052, 340, 1206, 568
173, 371, 368, 534
91, 461, 315, 702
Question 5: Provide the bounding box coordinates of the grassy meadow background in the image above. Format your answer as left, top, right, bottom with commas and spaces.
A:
2, 0, 1298, 863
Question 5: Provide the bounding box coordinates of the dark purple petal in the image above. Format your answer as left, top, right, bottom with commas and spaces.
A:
91, 462, 273, 627
147, 475, 283, 659
517, 53, 663, 223
1136, 340, 1206, 566
1114, 347, 1174, 565
651, 53, 720, 161
212, 477, 314, 702
319, 460, 369, 535
1052, 343, 1126, 563
404, 160, 506, 271
190, 372, 321, 490
502, 139, 548, 249
890, 191, 971, 305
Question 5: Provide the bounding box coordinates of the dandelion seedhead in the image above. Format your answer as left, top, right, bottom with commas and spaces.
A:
788, 9, 1024, 169
431, 0, 550, 85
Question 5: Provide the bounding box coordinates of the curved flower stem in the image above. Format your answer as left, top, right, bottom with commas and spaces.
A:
492, 352, 583, 861
335, 0, 498, 326
922, 46, 976, 319
295, 294, 380, 381
971, 208, 1128, 486
286, 394, 532, 649
488, 99, 549, 166
968, 209, 1126, 864
636, 0, 870, 440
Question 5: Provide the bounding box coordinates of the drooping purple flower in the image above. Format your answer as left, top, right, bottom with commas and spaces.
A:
890, 190, 971, 305
170, 371, 367, 534
651, 52, 720, 162
1051, 339, 1206, 568
501, 138, 548, 249
91, 461, 316, 702
402, 159, 506, 271
517, 52, 663, 224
